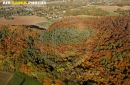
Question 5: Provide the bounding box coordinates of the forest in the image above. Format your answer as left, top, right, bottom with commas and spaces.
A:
0, 16, 130, 85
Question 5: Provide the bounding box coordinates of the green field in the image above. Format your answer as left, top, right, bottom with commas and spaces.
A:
7, 72, 42, 85
37, 21, 52, 28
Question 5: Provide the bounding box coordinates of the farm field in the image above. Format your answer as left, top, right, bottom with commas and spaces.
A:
0, 71, 13, 85
47, 1, 65, 5
77, 15, 100, 17
7, 72, 42, 85
96, 6, 130, 12
0, 16, 48, 28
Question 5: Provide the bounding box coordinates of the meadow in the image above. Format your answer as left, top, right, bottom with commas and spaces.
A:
7, 72, 42, 85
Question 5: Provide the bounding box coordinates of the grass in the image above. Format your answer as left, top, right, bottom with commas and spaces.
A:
107, 12, 119, 16
22, 77, 42, 85
37, 21, 52, 28
7, 72, 42, 85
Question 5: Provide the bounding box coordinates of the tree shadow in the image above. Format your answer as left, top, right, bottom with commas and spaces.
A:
29, 25, 46, 30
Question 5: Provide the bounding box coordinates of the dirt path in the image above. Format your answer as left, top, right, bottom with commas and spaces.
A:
0, 71, 13, 85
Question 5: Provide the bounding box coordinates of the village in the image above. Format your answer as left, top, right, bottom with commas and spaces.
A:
0, 0, 67, 20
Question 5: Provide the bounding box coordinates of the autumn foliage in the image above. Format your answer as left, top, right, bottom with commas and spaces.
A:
0, 16, 130, 85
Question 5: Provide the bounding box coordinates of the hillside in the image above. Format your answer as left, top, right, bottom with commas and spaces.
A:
0, 16, 130, 85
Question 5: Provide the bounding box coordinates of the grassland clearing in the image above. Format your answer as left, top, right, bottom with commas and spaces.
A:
36, 20, 52, 28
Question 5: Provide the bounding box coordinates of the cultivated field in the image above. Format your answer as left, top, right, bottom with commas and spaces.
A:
0, 71, 13, 85
96, 6, 130, 12
7, 72, 42, 85
0, 16, 48, 28
77, 15, 100, 17
47, 1, 65, 5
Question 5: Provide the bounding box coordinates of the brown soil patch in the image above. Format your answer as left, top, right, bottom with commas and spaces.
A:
0, 16, 47, 25
96, 6, 130, 12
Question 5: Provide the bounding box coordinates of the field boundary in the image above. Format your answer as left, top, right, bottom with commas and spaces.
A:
0, 71, 13, 85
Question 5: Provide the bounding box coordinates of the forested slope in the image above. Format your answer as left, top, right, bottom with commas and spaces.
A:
0, 16, 130, 85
